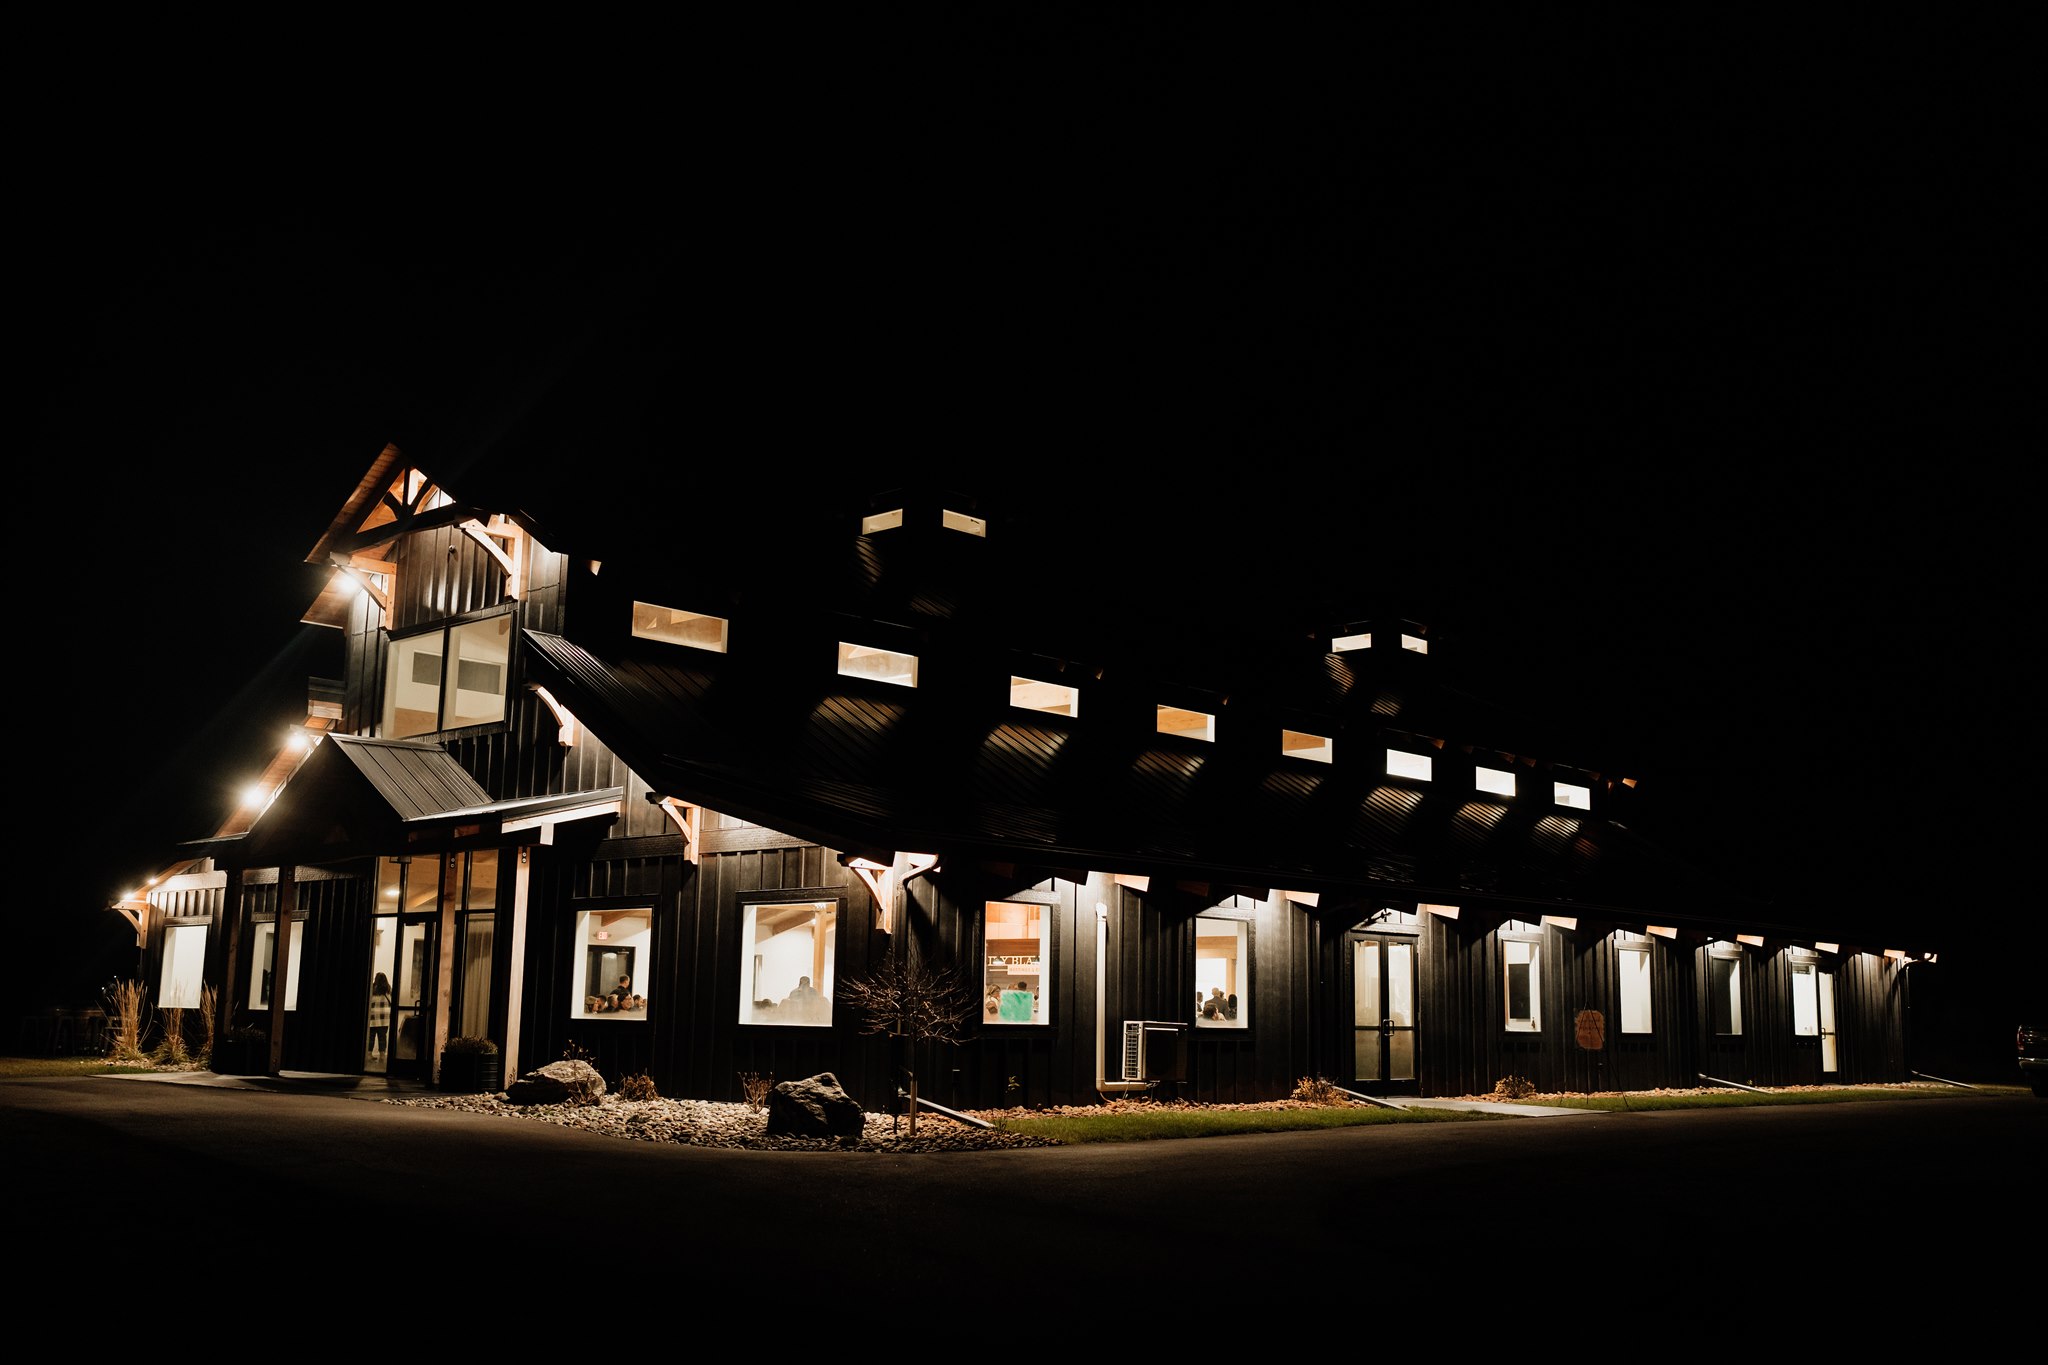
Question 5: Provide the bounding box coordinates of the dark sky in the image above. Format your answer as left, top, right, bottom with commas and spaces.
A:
22, 27, 2036, 1029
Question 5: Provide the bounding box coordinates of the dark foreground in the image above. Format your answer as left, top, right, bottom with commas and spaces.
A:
6, 1076, 2034, 1335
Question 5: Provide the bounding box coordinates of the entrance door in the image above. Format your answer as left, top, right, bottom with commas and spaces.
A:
1818, 969, 1838, 1076
1349, 934, 1417, 1094
388, 917, 437, 1082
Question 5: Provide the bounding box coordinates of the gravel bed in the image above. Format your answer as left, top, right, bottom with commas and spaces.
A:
384, 1091, 1066, 1152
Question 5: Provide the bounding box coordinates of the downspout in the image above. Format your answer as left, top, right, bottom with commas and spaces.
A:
1095, 901, 1153, 1098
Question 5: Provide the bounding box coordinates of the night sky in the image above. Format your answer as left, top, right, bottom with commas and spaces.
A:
21, 25, 2037, 1065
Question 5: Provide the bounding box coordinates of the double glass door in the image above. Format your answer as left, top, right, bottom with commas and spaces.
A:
1349, 933, 1417, 1093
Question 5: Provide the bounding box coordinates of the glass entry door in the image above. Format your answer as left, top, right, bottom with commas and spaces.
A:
388, 917, 437, 1081
1350, 934, 1417, 1093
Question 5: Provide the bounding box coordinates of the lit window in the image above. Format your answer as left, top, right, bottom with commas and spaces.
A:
1157, 706, 1215, 742
1281, 729, 1333, 763
1332, 632, 1372, 652
1502, 922, 1541, 1032
1475, 766, 1516, 796
454, 850, 499, 1039
984, 901, 1048, 1025
1387, 749, 1432, 782
159, 922, 208, 1010
573, 908, 652, 1020
1401, 633, 1428, 653
1619, 943, 1652, 1034
1790, 960, 1819, 1037
861, 508, 904, 534
1194, 916, 1248, 1028
838, 642, 918, 688
739, 900, 837, 1027
383, 612, 512, 738
1011, 676, 1079, 716
248, 918, 304, 1012
1709, 948, 1744, 1035
631, 602, 729, 653
941, 508, 987, 537
1553, 781, 1592, 810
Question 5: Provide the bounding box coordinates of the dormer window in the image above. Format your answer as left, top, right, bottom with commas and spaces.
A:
942, 508, 987, 537
1386, 749, 1432, 782
632, 602, 729, 653
1281, 730, 1333, 763
1400, 633, 1428, 654
860, 508, 905, 534
1553, 780, 1592, 810
1011, 676, 1079, 716
1475, 765, 1517, 797
1157, 706, 1215, 742
1332, 632, 1371, 652
383, 611, 512, 739
838, 642, 918, 688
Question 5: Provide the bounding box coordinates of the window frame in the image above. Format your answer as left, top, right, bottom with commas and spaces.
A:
382, 605, 516, 739
1500, 920, 1543, 1033
1707, 944, 1745, 1036
571, 904, 654, 1022
1192, 912, 1251, 1030
1617, 937, 1653, 1035
982, 896, 1056, 1027
737, 895, 843, 1028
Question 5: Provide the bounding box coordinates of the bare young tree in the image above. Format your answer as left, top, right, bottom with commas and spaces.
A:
837, 942, 976, 1137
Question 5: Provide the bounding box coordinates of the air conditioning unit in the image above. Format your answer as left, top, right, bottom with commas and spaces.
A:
1122, 1020, 1188, 1082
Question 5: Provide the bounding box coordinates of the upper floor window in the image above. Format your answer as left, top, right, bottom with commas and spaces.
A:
1281, 730, 1333, 763
1158, 706, 1215, 742
1331, 632, 1371, 652
1194, 915, 1248, 1029
838, 642, 918, 688
1553, 780, 1592, 810
632, 602, 729, 653
384, 612, 512, 738
1475, 765, 1516, 797
739, 900, 837, 1027
1387, 749, 1433, 782
1011, 676, 1079, 716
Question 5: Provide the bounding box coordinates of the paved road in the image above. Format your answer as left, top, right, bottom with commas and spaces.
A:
6, 1075, 2033, 1335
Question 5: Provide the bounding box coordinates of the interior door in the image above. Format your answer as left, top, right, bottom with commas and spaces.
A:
1349, 933, 1417, 1094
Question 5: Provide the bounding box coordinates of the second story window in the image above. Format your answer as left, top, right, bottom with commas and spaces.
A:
383, 611, 513, 739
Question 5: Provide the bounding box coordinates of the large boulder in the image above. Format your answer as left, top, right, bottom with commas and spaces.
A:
505, 1059, 607, 1106
766, 1072, 866, 1138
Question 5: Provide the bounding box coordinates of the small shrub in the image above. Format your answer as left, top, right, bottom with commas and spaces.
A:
618, 1071, 658, 1102
1291, 1075, 1345, 1105
197, 985, 218, 1060
103, 979, 150, 1065
738, 1071, 774, 1111
561, 1040, 597, 1064
1492, 1074, 1536, 1100
445, 1035, 498, 1055
152, 1008, 191, 1066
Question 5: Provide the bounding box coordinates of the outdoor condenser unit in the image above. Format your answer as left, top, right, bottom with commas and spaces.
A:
1121, 1020, 1188, 1082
